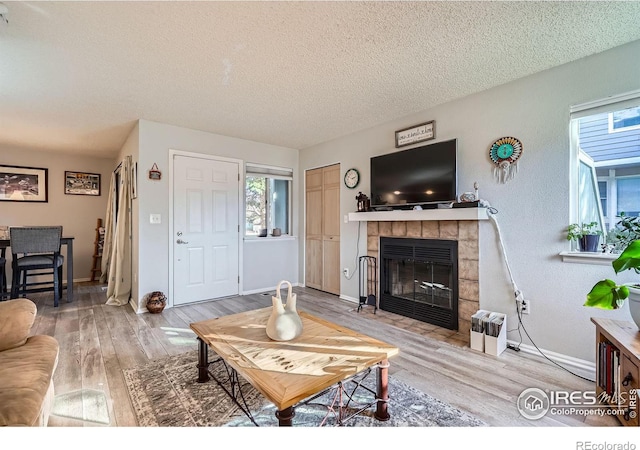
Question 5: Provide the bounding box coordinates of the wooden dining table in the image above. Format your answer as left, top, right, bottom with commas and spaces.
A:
0, 237, 75, 303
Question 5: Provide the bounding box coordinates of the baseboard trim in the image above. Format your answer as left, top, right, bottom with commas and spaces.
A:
339, 294, 359, 304
507, 340, 596, 381
73, 278, 91, 283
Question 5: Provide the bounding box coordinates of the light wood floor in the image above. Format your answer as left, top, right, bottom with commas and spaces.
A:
26, 282, 618, 427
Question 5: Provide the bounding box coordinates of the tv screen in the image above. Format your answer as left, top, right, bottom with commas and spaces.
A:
370, 139, 457, 208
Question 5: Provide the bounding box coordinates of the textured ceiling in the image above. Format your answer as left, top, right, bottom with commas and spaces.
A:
1, 1, 640, 158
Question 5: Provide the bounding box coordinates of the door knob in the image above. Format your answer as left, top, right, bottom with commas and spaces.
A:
176, 239, 189, 244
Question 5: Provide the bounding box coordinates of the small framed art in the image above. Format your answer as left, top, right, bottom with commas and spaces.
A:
65, 171, 101, 196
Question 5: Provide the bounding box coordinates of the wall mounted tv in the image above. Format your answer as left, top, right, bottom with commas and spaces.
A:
370, 138, 457, 209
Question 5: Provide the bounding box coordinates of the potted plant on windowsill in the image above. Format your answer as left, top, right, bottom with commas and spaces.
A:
567, 222, 603, 252
585, 239, 640, 329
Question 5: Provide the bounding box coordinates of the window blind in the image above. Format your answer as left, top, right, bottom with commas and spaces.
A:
570, 89, 640, 119
245, 163, 293, 180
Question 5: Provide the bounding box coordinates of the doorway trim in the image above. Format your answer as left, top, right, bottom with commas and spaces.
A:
168, 149, 244, 307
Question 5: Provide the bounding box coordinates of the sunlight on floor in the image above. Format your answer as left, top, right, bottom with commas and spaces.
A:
161, 326, 196, 346
51, 388, 110, 425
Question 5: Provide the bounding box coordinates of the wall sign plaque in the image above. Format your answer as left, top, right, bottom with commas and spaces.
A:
148, 163, 162, 180
395, 121, 435, 148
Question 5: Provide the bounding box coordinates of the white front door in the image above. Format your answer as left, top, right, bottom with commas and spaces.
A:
172, 154, 240, 305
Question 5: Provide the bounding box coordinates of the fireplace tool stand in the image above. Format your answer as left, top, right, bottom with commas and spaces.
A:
358, 256, 378, 313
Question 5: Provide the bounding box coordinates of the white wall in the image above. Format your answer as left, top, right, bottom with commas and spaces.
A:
135, 120, 299, 311
298, 39, 640, 363
242, 237, 298, 294
0, 146, 115, 286
115, 123, 140, 307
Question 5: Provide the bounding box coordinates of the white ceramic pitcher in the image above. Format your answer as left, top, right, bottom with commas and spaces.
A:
266, 280, 303, 341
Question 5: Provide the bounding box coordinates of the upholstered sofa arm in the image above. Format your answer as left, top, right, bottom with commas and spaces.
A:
0, 299, 37, 352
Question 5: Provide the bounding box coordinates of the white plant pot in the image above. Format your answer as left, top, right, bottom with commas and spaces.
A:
628, 286, 640, 329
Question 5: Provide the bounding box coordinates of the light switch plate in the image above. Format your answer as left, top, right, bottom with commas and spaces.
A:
150, 214, 161, 224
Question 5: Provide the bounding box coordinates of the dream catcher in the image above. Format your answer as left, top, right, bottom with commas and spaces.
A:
489, 136, 523, 184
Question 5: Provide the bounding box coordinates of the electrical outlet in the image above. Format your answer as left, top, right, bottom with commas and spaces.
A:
521, 298, 530, 314
343, 268, 349, 278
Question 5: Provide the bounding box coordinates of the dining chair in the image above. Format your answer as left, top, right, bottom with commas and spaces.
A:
0, 256, 6, 301
10, 226, 64, 307
0, 228, 7, 300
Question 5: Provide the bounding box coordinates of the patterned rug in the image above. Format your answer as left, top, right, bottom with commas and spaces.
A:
123, 351, 486, 427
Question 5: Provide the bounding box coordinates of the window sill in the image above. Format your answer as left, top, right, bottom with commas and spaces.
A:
244, 236, 296, 242
559, 251, 616, 266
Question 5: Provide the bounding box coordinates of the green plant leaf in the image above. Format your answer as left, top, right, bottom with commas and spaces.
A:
619, 285, 630, 299
585, 279, 619, 310
612, 240, 640, 274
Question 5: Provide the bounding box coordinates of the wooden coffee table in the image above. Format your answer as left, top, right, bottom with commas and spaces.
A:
190, 307, 399, 426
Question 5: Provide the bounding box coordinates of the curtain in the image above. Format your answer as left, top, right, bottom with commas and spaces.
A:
100, 171, 116, 283
104, 156, 133, 306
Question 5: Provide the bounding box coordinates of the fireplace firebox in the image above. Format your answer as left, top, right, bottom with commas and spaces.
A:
380, 237, 458, 330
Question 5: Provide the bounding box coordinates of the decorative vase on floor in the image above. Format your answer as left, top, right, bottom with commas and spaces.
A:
266, 280, 303, 341
146, 291, 166, 314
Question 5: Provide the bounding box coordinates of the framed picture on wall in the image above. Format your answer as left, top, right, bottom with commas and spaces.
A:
65, 171, 101, 196
0, 164, 48, 202
395, 120, 435, 148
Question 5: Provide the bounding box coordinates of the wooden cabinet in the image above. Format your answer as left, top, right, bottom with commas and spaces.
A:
592, 318, 640, 426
621, 354, 639, 426
305, 164, 340, 295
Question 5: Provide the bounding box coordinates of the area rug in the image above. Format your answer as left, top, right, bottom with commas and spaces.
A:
123, 351, 486, 427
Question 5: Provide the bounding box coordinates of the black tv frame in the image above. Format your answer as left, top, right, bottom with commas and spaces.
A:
370, 138, 458, 210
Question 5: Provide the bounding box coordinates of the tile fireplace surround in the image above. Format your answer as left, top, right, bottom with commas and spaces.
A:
350, 209, 488, 344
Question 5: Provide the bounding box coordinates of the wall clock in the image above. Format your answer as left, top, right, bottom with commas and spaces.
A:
344, 168, 360, 189
489, 136, 523, 184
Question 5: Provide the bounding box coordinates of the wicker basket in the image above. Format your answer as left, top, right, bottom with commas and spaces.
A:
146, 291, 166, 314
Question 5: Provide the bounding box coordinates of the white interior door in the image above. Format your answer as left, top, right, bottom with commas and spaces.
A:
173, 154, 240, 305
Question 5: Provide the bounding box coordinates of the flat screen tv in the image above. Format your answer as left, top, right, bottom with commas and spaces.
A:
370, 138, 457, 208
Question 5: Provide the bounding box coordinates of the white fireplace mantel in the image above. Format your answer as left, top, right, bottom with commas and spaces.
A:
348, 208, 489, 222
